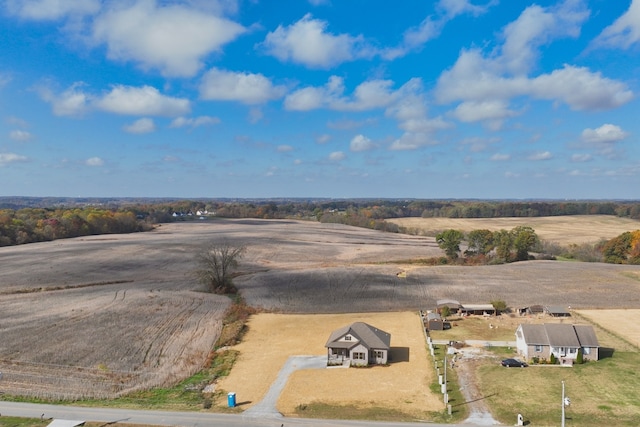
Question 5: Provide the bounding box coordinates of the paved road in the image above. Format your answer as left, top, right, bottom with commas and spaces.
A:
0, 401, 464, 427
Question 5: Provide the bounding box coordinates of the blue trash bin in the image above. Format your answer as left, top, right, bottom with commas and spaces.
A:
227, 392, 236, 407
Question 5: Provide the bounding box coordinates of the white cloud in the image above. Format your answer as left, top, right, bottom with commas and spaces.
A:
9, 130, 33, 142
123, 118, 155, 134
530, 65, 633, 111
451, 100, 517, 125
571, 153, 592, 162
199, 68, 287, 104
384, 0, 495, 59
261, 14, 373, 68
248, 107, 263, 124
435, 1, 632, 124
285, 76, 410, 112
499, 0, 589, 75
592, 0, 640, 50
581, 124, 628, 144
328, 151, 345, 161
97, 85, 190, 117
0, 152, 28, 165
491, 153, 511, 161
389, 133, 437, 151
277, 145, 294, 152
316, 134, 331, 144
85, 156, 104, 166
5, 0, 100, 20
91, 0, 246, 77
528, 151, 553, 161
350, 134, 374, 152
37, 82, 92, 117
170, 116, 220, 128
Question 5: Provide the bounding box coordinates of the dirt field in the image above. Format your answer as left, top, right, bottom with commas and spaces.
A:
1, 218, 640, 400
216, 312, 442, 419
386, 215, 640, 244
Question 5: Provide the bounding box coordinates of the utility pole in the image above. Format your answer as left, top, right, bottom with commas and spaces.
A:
561, 381, 570, 427
561, 381, 565, 427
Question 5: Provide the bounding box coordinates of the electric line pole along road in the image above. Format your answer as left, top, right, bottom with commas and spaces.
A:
0, 401, 490, 427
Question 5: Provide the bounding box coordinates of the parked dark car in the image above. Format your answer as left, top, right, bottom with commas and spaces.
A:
501, 358, 527, 367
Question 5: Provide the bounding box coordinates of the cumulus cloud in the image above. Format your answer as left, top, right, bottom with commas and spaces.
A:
170, 116, 220, 128
528, 151, 553, 161
316, 134, 331, 144
389, 132, 437, 151
91, 0, 246, 77
581, 124, 628, 144
37, 83, 190, 117
435, 0, 632, 125
9, 130, 33, 142
5, 0, 100, 20
85, 156, 104, 166
591, 0, 640, 50
384, 0, 495, 59
277, 145, 294, 152
491, 153, 511, 161
97, 85, 190, 116
36, 82, 92, 117
261, 14, 374, 68
328, 151, 345, 161
571, 153, 592, 162
0, 152, 28, 165
349, 134, 374, 152
285, 76, 407, 112
123, 118, 155, 134
199, 68, 287, 104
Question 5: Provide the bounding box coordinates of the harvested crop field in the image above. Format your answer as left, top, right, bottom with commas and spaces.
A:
1, 218, 640, 399
216, 312, 441, 419
386, 215, 640, 244
575, 309, 640, 348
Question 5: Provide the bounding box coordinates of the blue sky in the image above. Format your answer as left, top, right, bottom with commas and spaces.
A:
0, 0, 639, 199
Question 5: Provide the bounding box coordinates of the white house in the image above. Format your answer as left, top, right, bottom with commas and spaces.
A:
515, 323, 599, 364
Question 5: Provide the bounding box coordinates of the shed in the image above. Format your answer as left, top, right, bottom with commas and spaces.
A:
545, 306, 571, 317
436, 299, 461, 314
425, 312, 448, 331
460, 304, 496, 316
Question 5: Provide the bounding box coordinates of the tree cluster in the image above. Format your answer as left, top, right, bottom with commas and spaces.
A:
0, 207, 149, 247
600, 230, 640, 264
436, 226, 541, 263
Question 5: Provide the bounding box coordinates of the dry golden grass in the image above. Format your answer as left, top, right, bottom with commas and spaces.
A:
216, 312, 442, 418
575, 309, 640, 348
386, 215, 640, 244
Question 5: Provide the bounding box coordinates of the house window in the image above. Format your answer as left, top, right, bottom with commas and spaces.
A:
353, 352, 365, 360
374, 350, 384, 359
583, 347, 591, 355
569, 348, 577, 354
344, 335, 351, 341
534, 345, 543, 353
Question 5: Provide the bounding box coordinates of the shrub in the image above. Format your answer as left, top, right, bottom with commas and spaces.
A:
550, 353, 557, 364
576, 348, 584, 365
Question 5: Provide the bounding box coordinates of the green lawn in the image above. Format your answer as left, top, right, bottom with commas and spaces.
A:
477, 351, 640, 426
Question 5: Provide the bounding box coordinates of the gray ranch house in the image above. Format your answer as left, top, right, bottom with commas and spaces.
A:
325, 322, 391, 367
515, 323, 600, 364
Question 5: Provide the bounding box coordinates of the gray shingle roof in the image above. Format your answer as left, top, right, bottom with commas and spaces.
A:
325, 322, 391, 350
519, 323, 599, 348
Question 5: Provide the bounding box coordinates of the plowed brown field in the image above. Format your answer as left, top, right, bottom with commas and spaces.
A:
1, 218, 639, 400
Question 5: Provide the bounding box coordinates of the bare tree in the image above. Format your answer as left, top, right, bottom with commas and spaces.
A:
195, 241, 246, 294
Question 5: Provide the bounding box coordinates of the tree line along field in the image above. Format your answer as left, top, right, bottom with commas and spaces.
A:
385, 215, 640, 244
0, 217, 639, 400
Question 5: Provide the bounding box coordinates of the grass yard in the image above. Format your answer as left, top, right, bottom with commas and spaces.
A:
215, 312, 445, 421
477, 352, 640, 426
575, 309, 640, 349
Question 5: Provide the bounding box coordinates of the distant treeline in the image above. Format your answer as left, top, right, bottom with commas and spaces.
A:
1, 199, 639, 249
0, 208, 150, 246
